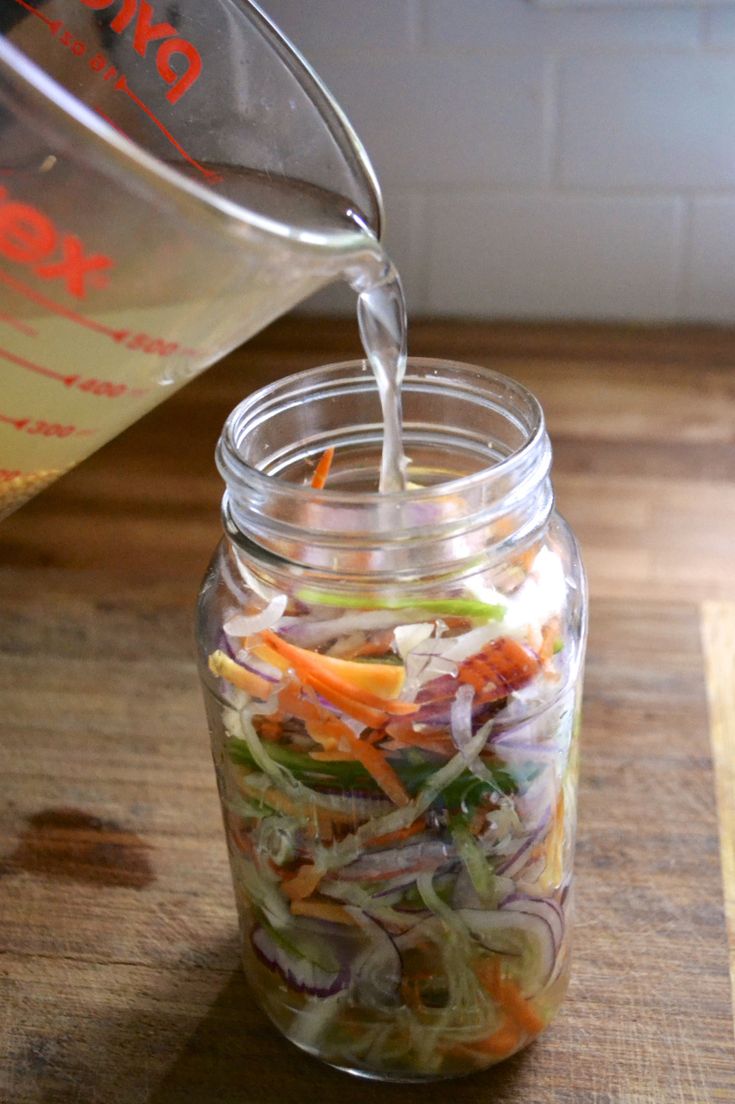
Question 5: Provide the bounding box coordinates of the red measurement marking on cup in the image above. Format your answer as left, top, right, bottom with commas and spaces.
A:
0, 270, 198, 359
0, 345, 153, 399
12, 0, 214, 183
0, 346, 77, 387
0, 412, 96, 439
0, 266, 125, 338
12, 0, 62, 33
113, 76, 221, 183
0, 311, 37, 338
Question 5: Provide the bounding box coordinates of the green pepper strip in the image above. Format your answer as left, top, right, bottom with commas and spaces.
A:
295, 589, 506, 621
228, 737, 517, 807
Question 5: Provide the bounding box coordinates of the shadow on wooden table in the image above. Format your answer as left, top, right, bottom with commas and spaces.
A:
146, 969, 530, 1104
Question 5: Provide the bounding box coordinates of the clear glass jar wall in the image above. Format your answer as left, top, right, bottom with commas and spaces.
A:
196, 360, 587, 1082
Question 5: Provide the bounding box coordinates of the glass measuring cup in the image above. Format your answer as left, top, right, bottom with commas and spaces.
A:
0, 0, 383, 517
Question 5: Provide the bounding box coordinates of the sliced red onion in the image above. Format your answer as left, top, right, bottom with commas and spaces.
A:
231, 651, 282, 685
306, 790, 393, 819
451, 871, 481, 910
402, 632, 465, 683
491, 735, 560, 764
430, 623, 507, 668
417, 672, 456, 703
216, 629, 281, 685
325, 631, 368, 659
279, 609, 414, 648
500, 895, 564, 956
452, 868, 515, 910
250, 924, 348, 998
367, 881, 415, 903
387, 691, 503, 737
394, 916, 439, 955
394, 622, 434, 659
516, 770, 557, 830
368, 866, 458, 909
457, 907, 556, 996
515, 854, 549, 888
224, 594, 287, 637
217, 629, 238, 662
491, 697, 570, 758
236, 649, 283, 682
319, 880, 430, 930
345, 909, 403, 1010
495, 825, 546, 877
333, 839, 451, 883
450, 685, 492, 780
402, 616, 527, 703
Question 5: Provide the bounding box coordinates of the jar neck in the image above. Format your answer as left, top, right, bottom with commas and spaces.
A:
217, 359, 553, 587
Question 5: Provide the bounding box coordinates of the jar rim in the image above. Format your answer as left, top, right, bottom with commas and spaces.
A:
217, 357, 547, 506
216, 358, 553, 581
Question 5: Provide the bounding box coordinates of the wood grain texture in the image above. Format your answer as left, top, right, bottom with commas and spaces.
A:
1, 319, 734, 1102
702, 601, 735, 1026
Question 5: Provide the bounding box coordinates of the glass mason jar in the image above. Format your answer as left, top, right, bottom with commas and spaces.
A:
196, 358, 587, 1082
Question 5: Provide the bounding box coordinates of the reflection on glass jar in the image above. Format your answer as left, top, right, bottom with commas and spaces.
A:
196, 359, 587, 1082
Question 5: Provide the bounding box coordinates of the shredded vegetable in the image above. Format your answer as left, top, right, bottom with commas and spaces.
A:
204, 559, 578, 1078
311, 446, 336, 490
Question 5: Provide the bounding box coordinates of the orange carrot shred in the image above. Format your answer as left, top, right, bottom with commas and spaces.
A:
338, 726, 410, 807
262, 630, 416, 714
277, 683, 409, 807
474, 958, 545, 1036
311, 446, 335, 490
304, 671, 389, 729
367, 817, 426, 848
281, 863, 324, 901
454, 1018, 521, 1059
290, 899, 357, 926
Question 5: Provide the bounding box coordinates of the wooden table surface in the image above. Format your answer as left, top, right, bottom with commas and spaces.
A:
1, 320, 734, 1103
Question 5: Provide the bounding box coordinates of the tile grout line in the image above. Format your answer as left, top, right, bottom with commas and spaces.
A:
700, 599, 735, 1041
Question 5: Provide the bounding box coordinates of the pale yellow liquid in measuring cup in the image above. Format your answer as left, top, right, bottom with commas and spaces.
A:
0, 169, 408, 516
0, 303, 194, 515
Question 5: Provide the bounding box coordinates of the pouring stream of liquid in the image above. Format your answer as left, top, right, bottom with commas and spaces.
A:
349, 247, 409, 494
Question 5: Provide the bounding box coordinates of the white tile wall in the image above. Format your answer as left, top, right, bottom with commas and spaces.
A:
560, 55, 735, 190
263, 0, 735, 322
262, 0, 416, 50
686, 200, 735, 320
427, 194, 682, 319
300, 52, 547, 188
703, 9, 735, 47
424, 0, 701, 48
